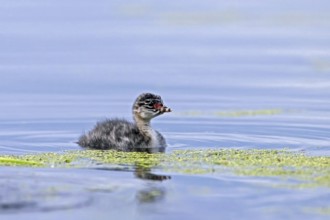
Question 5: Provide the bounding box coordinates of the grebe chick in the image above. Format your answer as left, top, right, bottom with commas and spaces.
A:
78, 93, 171, 153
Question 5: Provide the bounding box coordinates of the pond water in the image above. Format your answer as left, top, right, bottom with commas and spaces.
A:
1, 0, 330, 219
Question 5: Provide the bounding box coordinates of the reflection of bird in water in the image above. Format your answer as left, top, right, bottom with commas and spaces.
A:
134, 166, 171, 181
78, 93, 171, 153
134, 166, 170, 204
136, 187, 166, 204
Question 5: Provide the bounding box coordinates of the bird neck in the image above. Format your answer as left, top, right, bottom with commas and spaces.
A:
134, 115, 153, 134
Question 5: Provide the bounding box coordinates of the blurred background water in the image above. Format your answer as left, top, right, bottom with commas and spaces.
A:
0, 0, 330, 219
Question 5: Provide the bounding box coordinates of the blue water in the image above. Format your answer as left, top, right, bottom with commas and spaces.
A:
1, 0, 330, 219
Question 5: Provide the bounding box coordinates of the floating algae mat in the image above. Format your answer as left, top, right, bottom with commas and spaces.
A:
177, 109, 284, 117
0, 149, 329, 188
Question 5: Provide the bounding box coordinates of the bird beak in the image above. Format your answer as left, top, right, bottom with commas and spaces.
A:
154, 103, 171, 113
161, 106, 171, 113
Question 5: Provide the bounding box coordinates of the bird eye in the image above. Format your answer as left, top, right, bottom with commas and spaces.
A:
144, 99, 152, 105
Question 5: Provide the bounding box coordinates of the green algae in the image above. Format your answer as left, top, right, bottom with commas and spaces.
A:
304, 207, 330, 216
177, 109, 284, 117
214, 109, 283, 117
0, 157, 43, 166
0, 149, 329, 188
315, 207, 330, 215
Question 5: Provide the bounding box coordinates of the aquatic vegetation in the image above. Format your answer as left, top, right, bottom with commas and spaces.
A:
177, 109, 283, 117
311, 58, 330, 72
0, 157, 43, 166
214, 109, 283, 117
0, 149, 329, 188
304, 207, 330, 216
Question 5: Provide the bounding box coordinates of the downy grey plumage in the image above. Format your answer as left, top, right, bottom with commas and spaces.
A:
78, 93, 171, 153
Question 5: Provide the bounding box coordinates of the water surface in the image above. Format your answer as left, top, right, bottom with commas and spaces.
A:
1, 0, 330, 219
